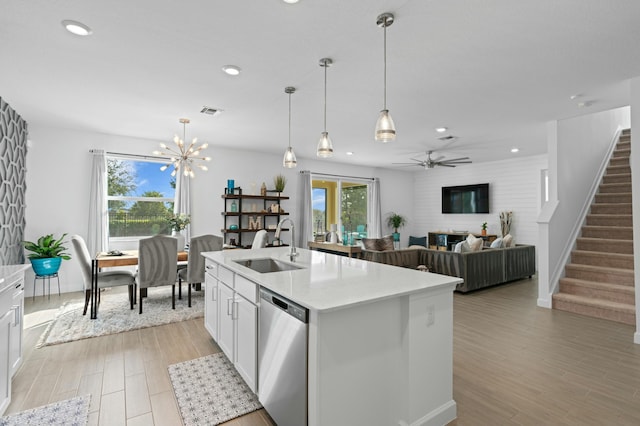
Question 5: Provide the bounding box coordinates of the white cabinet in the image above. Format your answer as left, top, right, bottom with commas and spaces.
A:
218, 281, 235, 359
204, 263, 219, 340
10, 277, 24, 376
204, 263, 258, 393
0, 266, 26, 416
0, 310, 11, 415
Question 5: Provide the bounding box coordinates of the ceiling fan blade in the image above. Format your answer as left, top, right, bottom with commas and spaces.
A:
392, 162, 422, 165
437, 163, 456, 167
441, 157, 470, 163
442, 160, 472, 165
431, 155, 445, 163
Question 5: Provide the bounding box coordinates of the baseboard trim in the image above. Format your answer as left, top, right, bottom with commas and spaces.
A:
409, 400, 457, 426
537, 297, 552, 308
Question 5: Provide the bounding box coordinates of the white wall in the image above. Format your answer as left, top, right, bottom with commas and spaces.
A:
413, 154, 548, 247
24, 125, 414, 296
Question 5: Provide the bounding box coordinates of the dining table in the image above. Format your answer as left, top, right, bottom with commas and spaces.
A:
90, 250, 188, 319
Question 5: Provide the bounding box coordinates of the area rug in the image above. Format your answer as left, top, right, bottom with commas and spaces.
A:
0, 395, 90, 426
168, 352, 262, 426
37, 286, 204, 347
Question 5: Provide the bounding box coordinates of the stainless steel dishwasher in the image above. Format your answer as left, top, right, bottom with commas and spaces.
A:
258, 287, 308, 426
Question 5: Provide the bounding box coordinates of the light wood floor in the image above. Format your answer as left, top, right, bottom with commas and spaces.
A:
8, 278, 640, 425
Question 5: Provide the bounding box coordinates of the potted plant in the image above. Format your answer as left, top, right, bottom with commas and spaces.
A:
386, 212, 407, 242
23, 233, 72, 276
273, 174, 287, 194
481, 222, 488, 236
168, 214, 191, 250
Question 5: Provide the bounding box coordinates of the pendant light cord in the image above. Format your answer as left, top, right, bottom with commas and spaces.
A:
288, 91, 292, 148
323, 61, 328, 132
383, 21, 387, 110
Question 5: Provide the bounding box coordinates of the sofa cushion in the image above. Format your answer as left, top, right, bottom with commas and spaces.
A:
408, 236, 427, 247
362, 235, 395, 251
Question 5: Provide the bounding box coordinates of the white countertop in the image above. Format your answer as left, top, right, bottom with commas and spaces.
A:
0, 264, 30, 292
202, 247, 461, 312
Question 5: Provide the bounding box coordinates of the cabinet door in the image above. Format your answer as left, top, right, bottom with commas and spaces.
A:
9, 285, 23, 376
234, 294, 257, 392
0, 311, 13, 415
204, 274, 219, 341
218, 282, 236, 362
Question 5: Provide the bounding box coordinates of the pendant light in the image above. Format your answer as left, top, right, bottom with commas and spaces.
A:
375, 12, 396, 143
282, 86, 297, 168
317, 57, 334, 158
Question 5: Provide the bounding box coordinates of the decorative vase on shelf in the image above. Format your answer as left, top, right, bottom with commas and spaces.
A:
172, 230, 186, 251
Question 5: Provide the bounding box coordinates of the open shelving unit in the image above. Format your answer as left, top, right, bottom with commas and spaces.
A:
221, 188, 289, 248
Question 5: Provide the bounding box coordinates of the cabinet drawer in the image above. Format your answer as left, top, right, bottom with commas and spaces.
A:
218, 265, 234, 287
205, 260, 218, 278
235, 275, 258, 304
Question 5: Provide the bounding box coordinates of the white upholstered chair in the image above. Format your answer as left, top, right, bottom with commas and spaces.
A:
251, 230, 268, 249
71, 234, 136, 315
136, 235, 178, 314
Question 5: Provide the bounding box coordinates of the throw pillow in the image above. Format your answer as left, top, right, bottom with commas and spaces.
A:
454, 241, 464, 253
408, 236, 427, 247
466, 234, 483, 251
460, 241, 473, 252
490, 237, 504, 248
408, 245, 427, 250
503, 234, 513, 247
362, 235, 395, 251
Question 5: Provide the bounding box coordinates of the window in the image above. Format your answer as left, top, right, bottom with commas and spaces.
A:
107, 157, 175, 238
312, 178, 369, 244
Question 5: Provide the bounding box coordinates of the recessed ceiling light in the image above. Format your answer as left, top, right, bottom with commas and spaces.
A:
61, 20, 92, 36
435, 127, 448, 133
511, 148, 519, 153
283, 0, 300, 3
346, 151, 354, 156
222, 65, 241, 76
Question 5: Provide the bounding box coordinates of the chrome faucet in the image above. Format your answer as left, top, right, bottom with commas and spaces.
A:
275, 218, 298, 260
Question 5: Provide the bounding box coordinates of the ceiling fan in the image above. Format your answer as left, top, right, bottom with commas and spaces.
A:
394, 150, 472, 169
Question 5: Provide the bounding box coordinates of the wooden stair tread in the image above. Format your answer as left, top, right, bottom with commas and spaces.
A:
560, 277, 635, 294
552, 293, 635, 312
565, 263, 634, 276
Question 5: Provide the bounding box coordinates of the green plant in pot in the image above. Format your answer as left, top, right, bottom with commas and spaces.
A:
386, 212, 407, 242
481, 222, 488, 236
23, 233, 72, 276
273, 174, 287, 193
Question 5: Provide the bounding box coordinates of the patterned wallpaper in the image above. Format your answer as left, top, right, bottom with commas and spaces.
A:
0, 97, 28, 265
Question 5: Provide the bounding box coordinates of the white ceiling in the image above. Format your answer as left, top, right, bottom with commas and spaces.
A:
3, 0, 640, 169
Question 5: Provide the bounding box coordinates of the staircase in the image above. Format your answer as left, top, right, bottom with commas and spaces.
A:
552, 129, 635, 325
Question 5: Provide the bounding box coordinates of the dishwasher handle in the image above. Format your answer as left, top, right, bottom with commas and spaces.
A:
260, 288, 308, 323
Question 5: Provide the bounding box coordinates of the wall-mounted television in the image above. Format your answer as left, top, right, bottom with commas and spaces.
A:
442, 183, 489, 214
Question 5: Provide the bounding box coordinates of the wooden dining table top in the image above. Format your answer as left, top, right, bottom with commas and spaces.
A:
95, 250, 188, 267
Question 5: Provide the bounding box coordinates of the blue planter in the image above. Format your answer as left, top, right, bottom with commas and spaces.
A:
392, 232, 400, 242
30, 257, 62, 276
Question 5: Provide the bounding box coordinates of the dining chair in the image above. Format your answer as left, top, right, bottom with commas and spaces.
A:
178, 234, 223, 307
136, 235, 178, 314
251, 230, 268, 249
70, 235, 136, 315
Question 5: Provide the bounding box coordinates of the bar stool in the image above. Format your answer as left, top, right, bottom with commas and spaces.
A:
33, 273, 60, 300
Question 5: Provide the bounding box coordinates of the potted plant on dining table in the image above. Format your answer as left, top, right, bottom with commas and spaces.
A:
168, 214, 190, 250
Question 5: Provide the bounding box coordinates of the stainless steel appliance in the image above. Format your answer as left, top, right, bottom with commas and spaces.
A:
259, 287, 308, 426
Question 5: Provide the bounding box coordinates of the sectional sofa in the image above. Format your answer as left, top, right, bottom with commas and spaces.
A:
361, 244, 536, 293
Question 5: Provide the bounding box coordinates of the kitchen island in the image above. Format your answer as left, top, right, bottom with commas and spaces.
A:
202, 247, 461, 426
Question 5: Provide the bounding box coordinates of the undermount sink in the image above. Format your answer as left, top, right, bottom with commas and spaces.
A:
233, 258, 304, 274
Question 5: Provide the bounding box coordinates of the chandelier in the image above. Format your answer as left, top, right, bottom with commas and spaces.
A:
154, 118, 211, 178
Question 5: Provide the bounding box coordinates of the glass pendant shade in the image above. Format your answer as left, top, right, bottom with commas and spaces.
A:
283, 146, 297, 168
375, 109, 396, 142
316, 131, 333, 158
